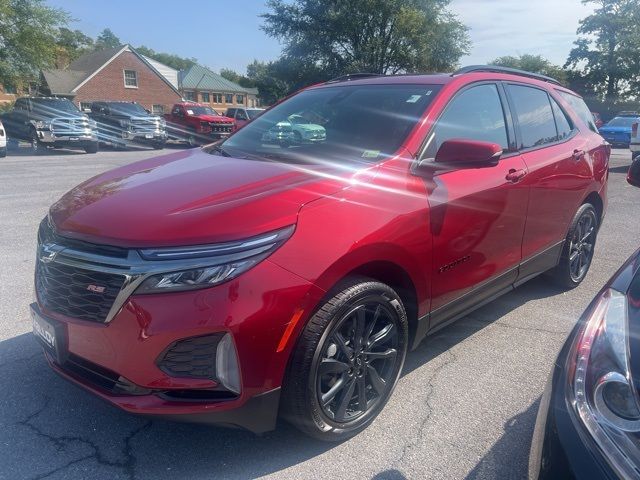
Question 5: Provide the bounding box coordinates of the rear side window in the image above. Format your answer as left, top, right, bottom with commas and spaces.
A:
430, 84, 509, 155
508, 84, 557, 149
558, 91, 598, 133
550, 97, 573, 140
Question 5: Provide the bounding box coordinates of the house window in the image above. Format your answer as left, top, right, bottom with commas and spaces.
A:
212, 93, 222, 103
236, 94, 244, 104
124, 70, 138, 88
184, 91, 196, 101
152, 104, 164, 115
79, 102, 92, 112
225, 94, 233, 104
201, 92, 210, 103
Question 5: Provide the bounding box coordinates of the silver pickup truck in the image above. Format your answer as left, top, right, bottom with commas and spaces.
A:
0, 97, 98, 154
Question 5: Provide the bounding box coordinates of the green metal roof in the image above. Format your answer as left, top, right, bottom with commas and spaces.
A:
179, 64, 250, 93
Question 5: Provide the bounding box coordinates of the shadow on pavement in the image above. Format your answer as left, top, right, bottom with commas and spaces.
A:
0, 275, 561, 480
465, 400, 540, 480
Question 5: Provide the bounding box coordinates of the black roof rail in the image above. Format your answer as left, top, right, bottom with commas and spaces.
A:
453, 65, 562, 86
326, 73, 383, 83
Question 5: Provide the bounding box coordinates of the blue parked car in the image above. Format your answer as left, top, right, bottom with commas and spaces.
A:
599, 113, 640, 147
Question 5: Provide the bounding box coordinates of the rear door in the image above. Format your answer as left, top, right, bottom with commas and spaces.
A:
505, 84, 597, 278
419, 82, 530, 326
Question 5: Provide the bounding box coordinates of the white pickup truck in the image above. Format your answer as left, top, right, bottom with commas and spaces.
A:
631, 121, 640, 160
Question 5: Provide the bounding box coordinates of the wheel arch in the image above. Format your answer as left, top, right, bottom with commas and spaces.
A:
583, 190, 604, 225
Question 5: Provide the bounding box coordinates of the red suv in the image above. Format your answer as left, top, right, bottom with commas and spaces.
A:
32, 66, 609, 441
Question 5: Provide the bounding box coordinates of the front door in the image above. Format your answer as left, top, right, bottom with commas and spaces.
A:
418, 83, 529, 327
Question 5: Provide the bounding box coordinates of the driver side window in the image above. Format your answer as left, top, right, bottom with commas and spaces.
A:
424, 84, 509, 159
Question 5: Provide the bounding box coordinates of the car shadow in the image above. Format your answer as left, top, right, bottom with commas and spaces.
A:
465, 400, 541, 480
609, 164, 632, 174
1, 276, 561, 479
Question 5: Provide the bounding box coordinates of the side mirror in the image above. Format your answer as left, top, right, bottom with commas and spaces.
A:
434, 139, 503, 165
628, 157, 640, 187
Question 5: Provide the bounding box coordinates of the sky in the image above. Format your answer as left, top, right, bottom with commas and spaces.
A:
48, 0, 596, 73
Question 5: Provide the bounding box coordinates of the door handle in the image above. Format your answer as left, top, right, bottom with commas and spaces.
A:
506, 168, 527, 183
573, 149, 586, 160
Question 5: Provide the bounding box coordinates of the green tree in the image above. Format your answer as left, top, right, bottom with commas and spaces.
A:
246, 59, 311, 105
490, 54, 567, 84
135, 45, 197, 71
94, 28, 121, 50
220, 68, 256, 88
55, 27, 94, 66
565, 0, 640, 102
0, 0, 69, 88
262, 0, 470, 78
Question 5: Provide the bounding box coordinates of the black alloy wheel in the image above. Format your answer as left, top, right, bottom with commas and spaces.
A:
568, 207, 597, 283
283, 278, 408, 441
315, 303, 400, 423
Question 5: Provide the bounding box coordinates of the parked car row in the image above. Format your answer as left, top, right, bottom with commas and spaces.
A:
0, 97, 267, 155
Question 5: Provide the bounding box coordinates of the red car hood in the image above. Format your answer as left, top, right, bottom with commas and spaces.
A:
195, 114, 234, 123
49, 149, 351, 247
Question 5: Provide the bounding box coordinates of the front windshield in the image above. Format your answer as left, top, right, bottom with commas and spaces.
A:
606, 117, 639, 127
186, 106, 217, 116
219, 84, 441, 164
247, 109, 264, 119
33, 99, 79, 115
107, 102, 147, 115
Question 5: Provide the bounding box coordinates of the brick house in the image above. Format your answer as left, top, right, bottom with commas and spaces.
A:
40, 45, 181, 114
177, 64, 261, 113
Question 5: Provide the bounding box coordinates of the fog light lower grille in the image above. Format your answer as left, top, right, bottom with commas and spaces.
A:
157, 334, 224, 379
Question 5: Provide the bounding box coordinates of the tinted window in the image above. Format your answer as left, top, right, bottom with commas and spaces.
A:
428, 84, 508, 157
221, 84, 441, 165
550, 97, 573, 140
558, 91, 597, 132
508, 85, 557, 149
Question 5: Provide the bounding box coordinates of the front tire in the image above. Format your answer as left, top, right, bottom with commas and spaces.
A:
84, 142, 98, 154
282, 278, 408, 441
550, 203, 598, 289
29, 129, 45, 154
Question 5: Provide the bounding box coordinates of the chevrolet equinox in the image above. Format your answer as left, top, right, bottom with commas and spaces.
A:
31, 66, 610, 440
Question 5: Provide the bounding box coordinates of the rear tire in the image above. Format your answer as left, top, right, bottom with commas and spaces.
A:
282, 277, 408, 441
0, 146, 6, 158
550, 203, 598, 289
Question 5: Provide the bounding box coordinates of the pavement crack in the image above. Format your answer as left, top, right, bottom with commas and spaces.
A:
394, 343, 458, 466
17, 398, 152, 480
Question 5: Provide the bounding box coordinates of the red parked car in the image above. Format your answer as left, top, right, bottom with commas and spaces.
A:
32, 66, 609, 441
164, 102, 234, 146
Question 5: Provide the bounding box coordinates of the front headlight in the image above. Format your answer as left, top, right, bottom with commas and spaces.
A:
569, 288, 640, 477
34, 120, 50, 130
134, 225, 294, 294
119, 119, 131, 128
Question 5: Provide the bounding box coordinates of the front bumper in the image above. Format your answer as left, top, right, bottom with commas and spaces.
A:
38, 129, 97, 145
33, 258, 325, 432
121, 129, 168, 143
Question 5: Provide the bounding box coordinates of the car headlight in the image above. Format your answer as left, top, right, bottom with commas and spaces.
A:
134, 225, 294, 294
568, 288, 640, 477
119, 119, 131, 128
34, 121, 50, 130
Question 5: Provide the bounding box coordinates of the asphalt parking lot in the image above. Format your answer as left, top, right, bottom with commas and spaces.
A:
1, 146, 639, 480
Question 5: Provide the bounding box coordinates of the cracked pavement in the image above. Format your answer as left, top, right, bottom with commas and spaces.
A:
1, 147, 639, 479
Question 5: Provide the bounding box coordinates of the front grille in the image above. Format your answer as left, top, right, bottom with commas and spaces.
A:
210, 123, 233, 133
130, 118, 159, 133
50, 117, 92, 136
36, 261, 125, 323
157, 334, 224, 379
